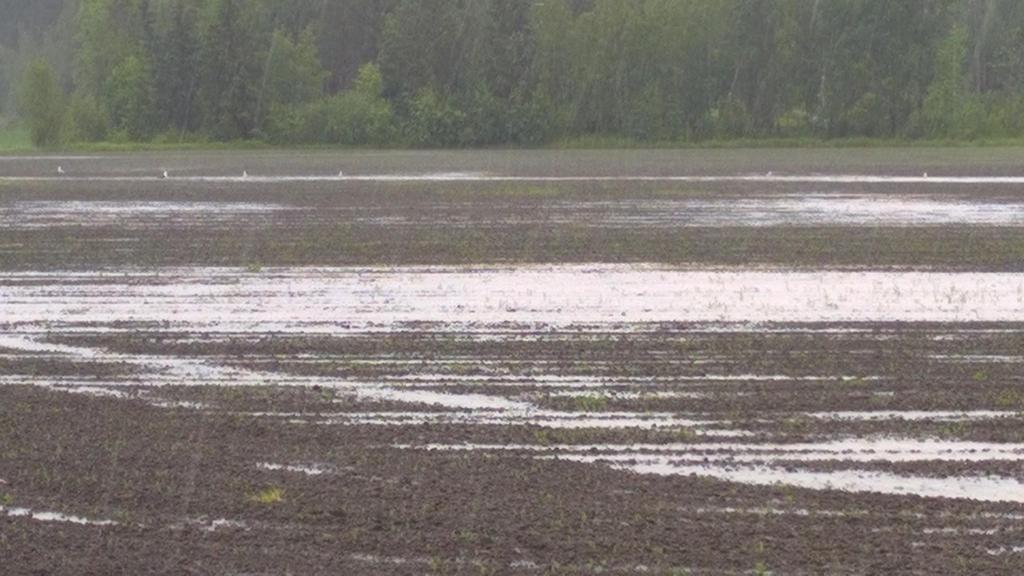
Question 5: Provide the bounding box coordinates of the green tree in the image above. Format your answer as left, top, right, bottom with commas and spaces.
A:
262, 28, 327, 110
406, 86, 463, 147
199, 0, 264, 139
106, 55, 156, 140
155, 0, 202, 135
18, 58, 64, 147
68, 91, 109, 142
74, 0, 148, 98
920, 26, 986, 139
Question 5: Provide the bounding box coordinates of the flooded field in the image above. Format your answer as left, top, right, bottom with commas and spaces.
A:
2, 149, 1024, 574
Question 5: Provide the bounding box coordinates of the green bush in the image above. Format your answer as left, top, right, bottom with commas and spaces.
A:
844, 92, 886, 137
105, 56, 156, 141
18, 59, 65, 148
68, 92, 109, 142
266, 63, 395, 146
324, 92, 394, 146
713, 96, 751, 139
405, 87, 464, 147
776, 108, 813, 138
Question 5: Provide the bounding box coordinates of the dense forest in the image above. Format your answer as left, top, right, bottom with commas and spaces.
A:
3, 0, 1024, 147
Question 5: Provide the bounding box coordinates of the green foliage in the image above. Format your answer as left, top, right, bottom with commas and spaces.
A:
324, 65, 394, 145
198, 0, 263, 140
18, 0, 1024, 147
920, 27, 971, 138
406, 87, 464, 147
154, 0, 201, 134
68, 91, 109, 141
250, 486, 284, 505
105, 55, 155, 140
572, 394, 609, 412
18, 58, 65, 147
264, 28, 327, 110
265, 63, 394, 145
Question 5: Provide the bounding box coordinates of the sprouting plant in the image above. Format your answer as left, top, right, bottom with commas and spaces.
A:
675, 427, 698, 441
940, 421, 969, 438
533, 429, 552, 445
573, 394, 609, 412
454, 528, 480, 544
993, 389, 1024, 410
1, 493, 13, 506
250, 486, 284, 504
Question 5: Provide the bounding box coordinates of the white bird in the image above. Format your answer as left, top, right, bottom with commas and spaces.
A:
242, 170, 249, 178
57, 166, 65, 175
338, 170, 344, 177
766, 171, 773, 177
922, 172, 929, 178
162, 170, 169, 179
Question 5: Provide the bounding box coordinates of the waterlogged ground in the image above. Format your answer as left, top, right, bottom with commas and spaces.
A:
2, 149, 1024, 574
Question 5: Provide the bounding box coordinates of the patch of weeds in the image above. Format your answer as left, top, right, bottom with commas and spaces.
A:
674, 427, 698, 441
572, 394, 609, 412
754, 561, 772, 576
1, 493, 13, 506
973, 369, 989, 382
781, 415, 812, 433
940, 421, 970, 439
454, 528, 480, 545
245, 262, 264, 274
250, 486, 285, 505
428, 556, 447, 575
533, 429, 552, 446
993, 389, 1024, 410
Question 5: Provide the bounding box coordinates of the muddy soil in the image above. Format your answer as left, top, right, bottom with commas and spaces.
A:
2, 150, 1024, 574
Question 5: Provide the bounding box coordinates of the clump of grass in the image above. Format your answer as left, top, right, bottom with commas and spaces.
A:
572, 394, 609, 412
674, 427, 698, 441
993, 389, 1024, 410
532, 429, 552, 446
250, 487, 284, 505
940, 421, 970, 439
1, 493, 13, 506
781, 415, 812, 433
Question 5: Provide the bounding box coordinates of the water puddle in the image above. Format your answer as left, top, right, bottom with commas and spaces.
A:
256, 463, 331, 476
3, 266, 1023, 328
0, 201, 293, 230
1, 505, 117, 526
400, 439, 1024, 502
365, 195, 1024, 228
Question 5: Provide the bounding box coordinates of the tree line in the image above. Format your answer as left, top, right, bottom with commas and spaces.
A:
7, 0, 1024, 148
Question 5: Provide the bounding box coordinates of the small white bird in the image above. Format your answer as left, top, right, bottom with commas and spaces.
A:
338, 170, 344, 177
242, 170, 249, 178
766, 171, 774, 177
162, 170, 169, 179
922, 172, 929, 178
57, 166, 65, 175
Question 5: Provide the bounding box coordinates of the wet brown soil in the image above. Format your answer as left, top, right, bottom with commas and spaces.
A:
3, 151, 1024, 574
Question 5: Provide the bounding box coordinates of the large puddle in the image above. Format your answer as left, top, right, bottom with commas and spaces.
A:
4, 264, 1024, 505
0, 201, 293, 230
405, 440, 1024, 503
4, 194, 1023, 229
2, 266, 1023, 328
